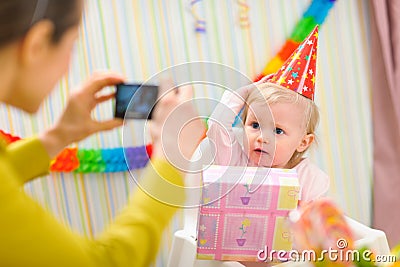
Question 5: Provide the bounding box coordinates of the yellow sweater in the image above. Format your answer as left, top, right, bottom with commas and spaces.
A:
0, 137, 185, 267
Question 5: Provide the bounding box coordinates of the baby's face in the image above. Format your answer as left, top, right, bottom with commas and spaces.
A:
242, 101, 275, 167
243, 101, 308, 168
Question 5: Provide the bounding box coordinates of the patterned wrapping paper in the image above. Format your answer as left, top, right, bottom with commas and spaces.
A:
197, 165, 300, 262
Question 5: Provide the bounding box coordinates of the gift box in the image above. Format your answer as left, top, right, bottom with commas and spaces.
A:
196, 165, 300, 262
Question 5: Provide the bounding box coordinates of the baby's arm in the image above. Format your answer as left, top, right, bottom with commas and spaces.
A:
207, 84, 255, 165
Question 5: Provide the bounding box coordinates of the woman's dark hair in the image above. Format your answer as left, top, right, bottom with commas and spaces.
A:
0, 0, 81, 47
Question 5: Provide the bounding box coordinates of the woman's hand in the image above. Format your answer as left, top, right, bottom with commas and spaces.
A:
149, 78, 206, 171
39, 72, 124, 158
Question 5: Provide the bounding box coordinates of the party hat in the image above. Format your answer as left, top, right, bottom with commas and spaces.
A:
268, 25, 319, 100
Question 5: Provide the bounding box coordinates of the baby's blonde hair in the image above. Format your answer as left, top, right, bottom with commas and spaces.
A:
242, 82, 320, 166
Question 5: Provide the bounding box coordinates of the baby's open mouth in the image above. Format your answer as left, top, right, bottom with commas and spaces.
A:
254, 148, 268, 154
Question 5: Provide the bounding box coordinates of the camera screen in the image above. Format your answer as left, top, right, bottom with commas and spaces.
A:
115, 83, 158, 119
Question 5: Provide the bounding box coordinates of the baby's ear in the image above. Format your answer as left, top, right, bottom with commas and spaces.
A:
296, 133, 315, 153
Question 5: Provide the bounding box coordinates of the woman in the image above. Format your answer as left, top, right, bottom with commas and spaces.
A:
0, 1, 205, 266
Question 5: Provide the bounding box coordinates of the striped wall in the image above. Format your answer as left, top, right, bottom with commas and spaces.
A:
0, 1, 372, 266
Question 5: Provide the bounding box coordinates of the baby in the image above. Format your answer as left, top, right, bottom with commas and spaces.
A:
207, 26, 329, 203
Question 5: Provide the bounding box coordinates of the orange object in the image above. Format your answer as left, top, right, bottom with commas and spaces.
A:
50, 148, 79, 172
277, 39, 301, 60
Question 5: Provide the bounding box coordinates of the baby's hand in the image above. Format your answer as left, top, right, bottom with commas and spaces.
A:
233, 73, 275, 108
255, 73, 274, 84
234, 83, 257, 102
149, 78, 206, 170
234, 73, 273, 104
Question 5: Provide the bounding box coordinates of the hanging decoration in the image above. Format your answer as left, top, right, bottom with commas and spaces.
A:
237, 0, 250, 28
0, 129, 152, 173
190, 0, 206, 33
254, 0, 337, 81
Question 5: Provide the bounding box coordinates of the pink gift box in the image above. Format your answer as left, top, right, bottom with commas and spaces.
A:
196, 165, 300, 262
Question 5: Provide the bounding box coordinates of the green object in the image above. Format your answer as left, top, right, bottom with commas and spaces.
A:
354, 247, 377, 267
93, 163, 106, 173
314, 258, 330, 267
392, 243, 400, 260
290, 17, 317, 42
74, 163, 90, 173
74, 161, 106, 173
77, 149, 103, 163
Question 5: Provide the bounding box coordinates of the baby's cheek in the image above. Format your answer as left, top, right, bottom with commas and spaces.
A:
242, 141, 249, 155
242, 134, 251, 153
242, 130, 247, 144
271, 147, 283, 163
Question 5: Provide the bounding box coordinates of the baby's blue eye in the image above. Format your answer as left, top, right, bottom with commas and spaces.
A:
251, 122, 260, 129
274, 128, 284, 135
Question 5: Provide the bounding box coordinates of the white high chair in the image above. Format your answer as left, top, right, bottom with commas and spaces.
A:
167, 133, 391, 267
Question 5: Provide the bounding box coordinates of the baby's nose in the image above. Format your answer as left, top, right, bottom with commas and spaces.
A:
257, 134, 270, 144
